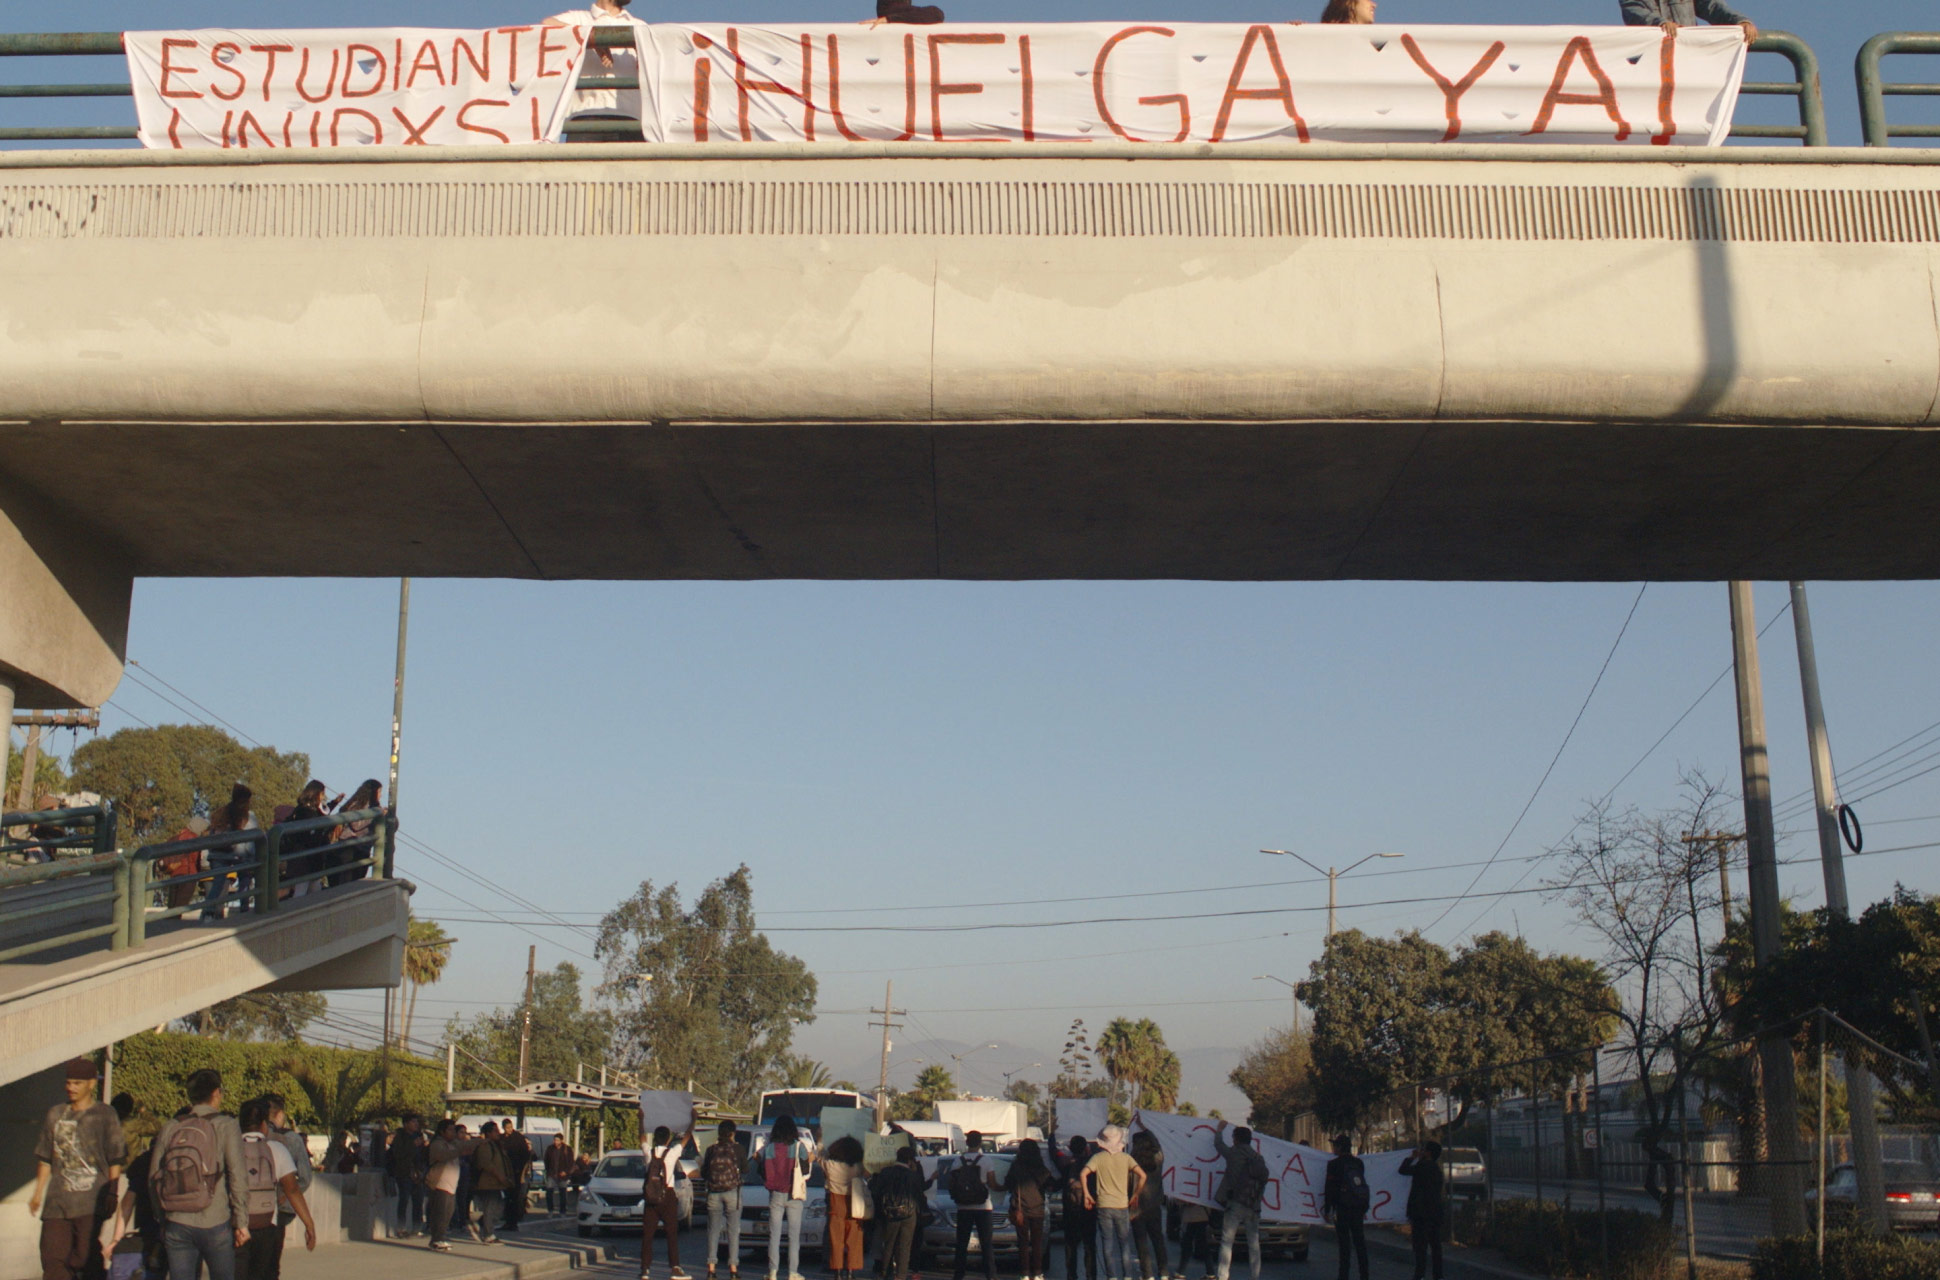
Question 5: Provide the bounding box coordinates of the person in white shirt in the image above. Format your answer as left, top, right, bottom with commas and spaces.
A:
544, 1, 647, 125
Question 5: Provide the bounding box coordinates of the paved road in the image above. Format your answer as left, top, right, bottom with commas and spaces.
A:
1493, 1179, 1771, 1260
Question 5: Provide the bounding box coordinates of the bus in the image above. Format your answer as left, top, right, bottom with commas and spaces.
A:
756, 1087, 873, 1134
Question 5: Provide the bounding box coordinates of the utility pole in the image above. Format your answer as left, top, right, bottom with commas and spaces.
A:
518, 944, 537, 1087
9, 710, 97, 812
1790, 581, 1890, 1234
1728, 581, 1807, 1235
1260, 849, 1403, 940
1679, 832, 1740, 925
870, 981, 905, 1129
389, 579, 410, 807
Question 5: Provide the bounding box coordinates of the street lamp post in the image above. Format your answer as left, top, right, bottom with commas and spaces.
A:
1255, 975, 1300, 1036
950, 1043, 1000, 1097
1001, 1063, 1042, 1086
1260, 849, 1404, 939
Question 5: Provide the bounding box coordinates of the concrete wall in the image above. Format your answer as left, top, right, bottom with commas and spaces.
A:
0, 1067, 63, 1280
0, 141, 1937, 593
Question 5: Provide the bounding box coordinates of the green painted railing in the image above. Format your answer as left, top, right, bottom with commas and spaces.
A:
1732, 32, 1828, 147
1, 802, 115, 862
0, 26, 1841, 147
0, 804, 397, 963
1858, 33, 1940, 146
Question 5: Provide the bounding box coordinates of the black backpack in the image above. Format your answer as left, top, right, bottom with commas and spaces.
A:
947, 1156, 990, 1206
1336, 1159, 1371, 1218
703, 1142, 744, 1194
876, 1167, 919, 1221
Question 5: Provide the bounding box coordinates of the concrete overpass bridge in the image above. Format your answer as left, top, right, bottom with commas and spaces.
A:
2, 138, 1938, 722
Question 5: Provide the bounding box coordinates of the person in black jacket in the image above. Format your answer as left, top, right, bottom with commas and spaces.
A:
1398, 1142, 1444, 1280
1321, 1135, 1369, 1280
864, 0, 945, 25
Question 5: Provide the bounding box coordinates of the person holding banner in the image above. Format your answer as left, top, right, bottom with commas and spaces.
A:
1398, 1143, 1445, 1280
1210, 1124, 1267, 1280
1317, 0, 1375, 22
643, 1123, 693, 1280
1619, 0, 1758, 42
545, 0, 648, 128
1128, 1133, 1167, 1280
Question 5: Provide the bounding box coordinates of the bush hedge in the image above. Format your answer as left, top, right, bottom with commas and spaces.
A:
1480, 1200, 1676, 1280
109, 1030, 447, 1146
1751, 1229, 1940, 1280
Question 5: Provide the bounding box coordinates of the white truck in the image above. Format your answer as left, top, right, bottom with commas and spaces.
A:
933, 1099, 1031, 1148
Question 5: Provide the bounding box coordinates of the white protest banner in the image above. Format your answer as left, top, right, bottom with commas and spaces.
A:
632, 23, 1746, 147
1133, 1112, 1411, 1226
639, 1089, 696, 1136
1055, 1098, 1109, 1148
126, 27, 591, 149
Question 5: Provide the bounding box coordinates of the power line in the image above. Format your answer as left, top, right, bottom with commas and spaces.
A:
127, 660, 270, 749
1421, 583, 1649, 938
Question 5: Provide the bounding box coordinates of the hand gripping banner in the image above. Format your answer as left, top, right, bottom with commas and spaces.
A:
635, 22, 1748, 147
126, 27, 593, 149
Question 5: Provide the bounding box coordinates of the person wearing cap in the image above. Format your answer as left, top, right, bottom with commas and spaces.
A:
31, 1057, 127, 1280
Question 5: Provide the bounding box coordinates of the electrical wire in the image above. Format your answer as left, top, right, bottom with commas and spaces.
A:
127, 660, 270, 749
1419, 583, 1649, 938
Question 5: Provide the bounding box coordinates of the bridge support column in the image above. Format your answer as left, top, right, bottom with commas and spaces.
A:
0, 676, 13, 802
0, 477, 132, 717
0, 1064, 64, 1280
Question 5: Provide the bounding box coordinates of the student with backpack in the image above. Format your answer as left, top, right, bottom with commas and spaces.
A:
643, 1123, 693, 1280
1211, 1123, 1268, 1280
1322, 1134, 1371, 1280
947, 1131, 1002, 1280
1054, 1137, 1098, 1280
149, 1068, 250, 1280
761, 1118, 814, 1280
700, 1121, 747, 1280
867, 1147, 926, 1280
238, 1096, 317, 1280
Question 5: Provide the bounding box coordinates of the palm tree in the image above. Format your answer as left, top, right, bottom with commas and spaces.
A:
914, 1064, 957, 1103
285, 1054, 388, 1168
778, 1054, 833, 1089
1096, 1017, 1182, 1112
399, 917, 453, 1049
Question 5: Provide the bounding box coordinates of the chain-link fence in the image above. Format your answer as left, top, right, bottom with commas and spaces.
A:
1286, 1010, 1940, 1275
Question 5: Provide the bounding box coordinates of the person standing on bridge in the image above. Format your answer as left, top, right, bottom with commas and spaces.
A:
1619, 0, 1757, 44
197, 786, 256, 921
31, 1057, 126, 1280
546, 0, 648, 131
1317, 0, 1375, 21
862, 0, 946, 26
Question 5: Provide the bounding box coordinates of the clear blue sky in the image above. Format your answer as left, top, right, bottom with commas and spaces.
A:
7, 0, 1940, 1110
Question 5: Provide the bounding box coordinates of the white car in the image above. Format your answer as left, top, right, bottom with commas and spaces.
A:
576, 1150, 694, 1237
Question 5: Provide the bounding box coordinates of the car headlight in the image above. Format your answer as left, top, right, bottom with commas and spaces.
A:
808, 1202, 828, 1219
583, 1193, 606, 1208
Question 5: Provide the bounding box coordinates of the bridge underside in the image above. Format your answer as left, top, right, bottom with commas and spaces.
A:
2, 417, 1938, 583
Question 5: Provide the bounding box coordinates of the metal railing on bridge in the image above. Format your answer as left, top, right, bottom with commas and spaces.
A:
0, 802, 397, 964
1859, 34, 1940, 146
0, 27, 1835, 147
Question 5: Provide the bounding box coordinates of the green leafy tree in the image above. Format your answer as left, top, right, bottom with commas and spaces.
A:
1442, 932, 1620, 1125
1298, 929, 1460, 1129
1229, 1025, 1315, 1139
1096, 1017, 1182, 1112
400, 917, 454, 1049
447, 962, 613, 1088
594, 866, 816, 1110
69, 724, 310, 848
913, 1064, 956, 1103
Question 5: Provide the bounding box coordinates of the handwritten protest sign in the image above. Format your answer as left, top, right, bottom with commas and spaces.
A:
126, 27, 591, 149
1133, 1112, 1412, 1226
634, 23, 1748, 147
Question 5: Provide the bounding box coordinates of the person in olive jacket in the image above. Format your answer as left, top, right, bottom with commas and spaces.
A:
1398, 1141, 1445, 1280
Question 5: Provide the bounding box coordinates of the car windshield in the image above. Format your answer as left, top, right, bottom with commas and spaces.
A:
1885, 1162, 1937, 1183
596, 1155, 647, 1180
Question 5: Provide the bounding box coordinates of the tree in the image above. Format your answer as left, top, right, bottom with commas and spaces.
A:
776, 1055, 833, 1090
1229, 1025, 1315, 1139
1096, 1018, 1182, 1112
186, 992, 328, 1041
447, 962, 613, 1088
594, 866, 816, 1110
69, 724, 310, 847
1442, 932, 1620, 1126
400, 917, 454, 1049
5, 732, 68, 806
1298, 929, 1459, 1129
1545, 772, 1735, 1221
913, 1064, 957, 1104
285, 1053, 388, 1168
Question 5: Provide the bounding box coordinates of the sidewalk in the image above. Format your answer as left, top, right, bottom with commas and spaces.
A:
279, 1229, 612, 1280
